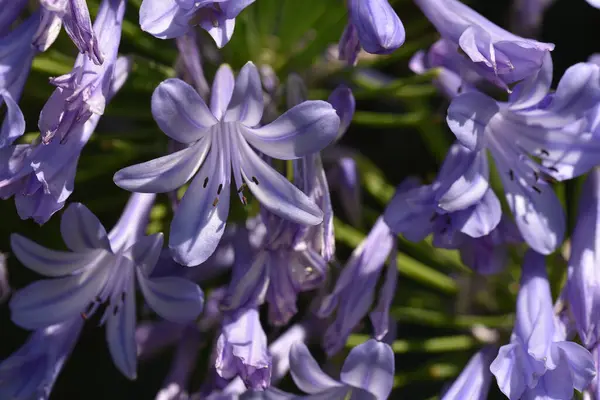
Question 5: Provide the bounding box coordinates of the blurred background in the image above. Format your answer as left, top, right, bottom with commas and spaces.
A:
1, 0, 599, 398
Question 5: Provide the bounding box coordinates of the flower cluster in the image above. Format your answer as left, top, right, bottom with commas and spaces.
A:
1, 0, 600, 399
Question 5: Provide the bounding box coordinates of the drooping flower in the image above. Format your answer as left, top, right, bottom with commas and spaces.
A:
0, 317, 83, 400
414, 0, 555, 90
139, 0, 255, 47
9, 194, 204, 379
0, 12, 39, 148
39, 0, 126, 144
490, 250, 596, 399
567, 168, 600, 349
0, 56, 132, 224
317, 217, 397, 355
114, 62, 340, 266
215, 308, 272, 390
338, 0, 405, 65
284, 339, 394, 399
440, 346, 497, 400
447, 55, 600, 254
33, 0, 102, 64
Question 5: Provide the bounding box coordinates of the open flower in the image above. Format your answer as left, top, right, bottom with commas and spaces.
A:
139, 0, 255, 47
447, 55, 600, 254
9, 194, 204, 379
114, 62, 340, 266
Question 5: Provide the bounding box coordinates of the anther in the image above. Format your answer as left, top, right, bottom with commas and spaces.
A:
548, 166, 559, 173
95, 296, 102, 303
540, 149, 550, 156
429, 213, 438, 222
217, 184, 223, 195
113, 305, 119, 316
212, 197, 219, 207
509, 169, 514, 181
81, 312, 88, 320
237, 183, 247, 193
533, 171, 539, 181
241, 196, 248, 205
533, 186, 541, 194
251, 176, 259, 185
440, 227, 448, 234
121, 292, 126, 302
203, 177, 209, 188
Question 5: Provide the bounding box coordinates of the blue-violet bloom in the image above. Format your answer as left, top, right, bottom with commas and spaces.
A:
441, 346, 497, 400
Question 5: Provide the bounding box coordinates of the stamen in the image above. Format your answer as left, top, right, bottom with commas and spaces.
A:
212, 197, 219, 207
81, 312, 88, 320
241, 196, 247, 205
203, 177, 209, 188
548, 166, 559, 173
533, 171, 539, 181
237, 183, 247, 193
217, 184, 223, 195
509, 169, 514, 181
540, 149, 550, 157
532, 186, 541, 194
251, 176, 259, 185
121, 292, 126, 302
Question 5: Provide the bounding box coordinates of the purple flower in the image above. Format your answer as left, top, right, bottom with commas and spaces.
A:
34, 0, 102, 64
114, 62, 340, 266
384, 143, 501, 245
139, 0, 255, 47
39, 0, 126, 144
440, 346, 497, 400
317, 217, 397, 355
0, 317, 83, 400
588, 0, 600, 8
286, 339, 394, 400
0, 13, 39, 148
447, 55, 600, 254
9, 194, 204, 379
339, 0, 405, 65
215, 308, 272, 390
567, 168, 600, 349
490, 250, 596, 399
0, 56, 132, 224
414, 0, 554, 90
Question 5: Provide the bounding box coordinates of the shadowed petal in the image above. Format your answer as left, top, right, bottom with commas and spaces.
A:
459, 189, 502, 238
0, 91, 25, 148
348, 0, 405, 55
242, 101, 340, 160
152, 78, 217, 143
60, 202, 111, 251
289, 342, 342, 394
211, 64, 235, 120
340, 340, 394, 400
107, 275, 137, 380
10, 234, 104, 277
139, 0, 188, 39
509, 52, 553, 111
113, 138, 211, 193
236, 134, 322, 226
447, 92, 499, 151
224, 62, 264, 126
328, 85, 356, 141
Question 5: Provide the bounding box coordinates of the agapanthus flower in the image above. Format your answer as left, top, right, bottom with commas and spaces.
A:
0, 56, 131, 224
216, 308, 272, 390
441, 346, 497, 400
9, 194, 204, 379
139, 0, 255, 47
338, 0, 405, 65
0, 13, 39, 148
114, 62, 340, 266
39, 0, 126, 144
317, 217, 397, 355
567, 168, 600, 349
414, 0, 554, 90
490, 250, 596, 399
0, 317, 83, 400
281, 339, 394, 400
447, 55, 600, 254
587, 0, 600, 8
33, 0, 102, 64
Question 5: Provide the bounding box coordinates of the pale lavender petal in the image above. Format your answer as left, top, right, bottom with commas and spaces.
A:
328, 86, 355, 141
242, 101, 340, 160
369, 250, 397, 340
139, 0, 189, 39
152, 78, 217, 143
552, 341, 596, 392
446, 91, 499, 151
490, 343, 527, 400
211, 64, 235, 120
340, 339, 394, 400
289, 342, 342, 394
459, 189, 502, 238
509, 52, 553, 111
60, 202, 111, 251
224, 62, 264, 126
347, 0, 405, 55
0, 91, 25, 148
107, 275, 137, 379
114, 138, 211, 193
441, 346, 496, 400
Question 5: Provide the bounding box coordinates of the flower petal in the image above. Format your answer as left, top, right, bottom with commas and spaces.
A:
459, 189, 502, 238
139, 0, 188, 39
242, 100, 340, 160
9, 254, 112, 329
10, 234, 104, 277
113, 138, 210, 193
169, 138, 230, 266
211, 64, 235, 120
328, 85, 356, 140
447, 92, 499, 151
509, 52, 553, 111
0, 91, 25, 148
152, 78, 217, 143
224, 62, 264, 126
60, 202, 111, 251
348, 0, 405, 55
340, 339, 394, 400
236, 134, 323, 226
289, 342, 342, 394
552, 341, 596, 392
107, 275, 137, 380
136, 273, 204, 323
490, 343, 527, 400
